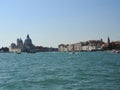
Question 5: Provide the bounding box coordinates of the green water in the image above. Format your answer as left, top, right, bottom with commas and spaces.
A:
0, 52, 120, 90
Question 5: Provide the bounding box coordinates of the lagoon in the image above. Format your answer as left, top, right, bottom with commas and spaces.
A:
0, 52, 120, 90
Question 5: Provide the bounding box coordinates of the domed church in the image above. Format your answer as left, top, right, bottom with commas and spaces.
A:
23, 34, 36, 53
24, 35, 32, 46
9, 34, 36, 53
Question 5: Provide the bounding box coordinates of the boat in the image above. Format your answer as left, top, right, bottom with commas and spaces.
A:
17, 52, 21, 54
69, 52, 75, 54
112, 50, 120, 53
116, 50, 120, 53
16, 50, 21, 54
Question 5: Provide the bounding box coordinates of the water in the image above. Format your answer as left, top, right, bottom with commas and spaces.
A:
0, 52, 120, 90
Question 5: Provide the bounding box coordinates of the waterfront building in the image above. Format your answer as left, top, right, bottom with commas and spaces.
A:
9, 34, 36, 53
9, 48, 21, 53
67, 44, 74, 52
17, 38, 24, 49
23, 34, 36, 53
58, 39, 103, 52
58, 44, 68, 52
74, 43, 80, 52
9, 43, 19, 53
74, 42, 86, 51
81, 45, 89, 51
87, 40, 102, 51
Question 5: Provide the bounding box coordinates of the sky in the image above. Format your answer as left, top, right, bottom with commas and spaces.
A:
0, 0, 120, 48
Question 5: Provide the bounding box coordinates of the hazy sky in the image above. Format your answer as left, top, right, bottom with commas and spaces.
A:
0, 0, 120, 47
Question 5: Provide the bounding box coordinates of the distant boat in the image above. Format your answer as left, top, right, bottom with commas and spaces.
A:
112, 50, 120, 53
116, 50, 120, 53
16, 50, 21, 54
17, 52, 21, 54
69, 52, 75, 54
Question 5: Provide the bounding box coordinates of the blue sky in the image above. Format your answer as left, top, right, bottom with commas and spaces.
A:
0, 0, 120, 47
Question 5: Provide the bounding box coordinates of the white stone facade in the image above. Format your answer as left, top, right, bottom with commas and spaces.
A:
58, 40, 102, 52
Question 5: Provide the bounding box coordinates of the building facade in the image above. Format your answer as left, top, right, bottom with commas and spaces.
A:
58, 44, 68, 52
9, 34, 36, 53
58, 40, 103, 52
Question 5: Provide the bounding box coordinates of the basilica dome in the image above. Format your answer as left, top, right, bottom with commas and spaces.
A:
24, 34, 33, 46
